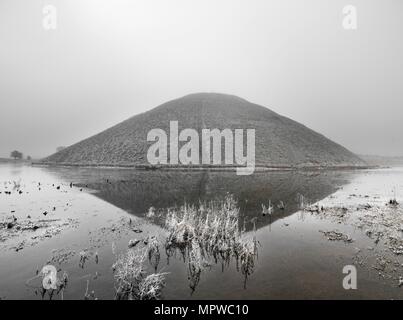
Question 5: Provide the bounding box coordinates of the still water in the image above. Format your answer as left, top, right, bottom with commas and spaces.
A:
1, 163, 402, 299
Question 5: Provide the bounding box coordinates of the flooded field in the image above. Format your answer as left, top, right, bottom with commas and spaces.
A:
1, 163, 403, 299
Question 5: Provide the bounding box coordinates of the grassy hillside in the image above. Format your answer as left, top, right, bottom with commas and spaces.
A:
41, 93, 366, 168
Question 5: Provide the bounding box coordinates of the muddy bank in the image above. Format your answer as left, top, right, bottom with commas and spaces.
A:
0, 217, 79, 252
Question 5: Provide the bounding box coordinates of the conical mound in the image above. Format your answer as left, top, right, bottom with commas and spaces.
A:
42, 93, 365, 168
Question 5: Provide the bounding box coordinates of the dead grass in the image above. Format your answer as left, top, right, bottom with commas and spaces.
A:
112, 248, 167, 300
137, 273, 167, 300
147, 236, 161, 272
163, 194, 258, 291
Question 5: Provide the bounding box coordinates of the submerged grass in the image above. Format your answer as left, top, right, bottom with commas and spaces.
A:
112, 248, 167, 300
137, 273, 167, 300
147, 236, 161, 272
163, 194, 258, 291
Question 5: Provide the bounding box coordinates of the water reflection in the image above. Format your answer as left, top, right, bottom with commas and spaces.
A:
38, 166, 354, 293
66, 169, 351, 230
45, 167, 351, 294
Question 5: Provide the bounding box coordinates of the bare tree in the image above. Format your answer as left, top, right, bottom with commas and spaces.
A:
10, 150, 23, 160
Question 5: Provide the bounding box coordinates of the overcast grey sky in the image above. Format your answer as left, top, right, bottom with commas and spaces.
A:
0, 0, 402, 158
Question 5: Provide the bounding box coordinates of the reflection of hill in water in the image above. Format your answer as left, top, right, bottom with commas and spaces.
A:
61, 169, 351, 230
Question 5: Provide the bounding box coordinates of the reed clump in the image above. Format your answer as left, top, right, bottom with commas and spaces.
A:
112, 248, 167, 300
137, 273, 168, 300
164, 194, 258, 291
147, 236, 161, 272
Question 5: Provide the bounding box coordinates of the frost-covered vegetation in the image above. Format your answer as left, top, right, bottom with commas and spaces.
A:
112, 248, 167, 300
163, 194, 258, 292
